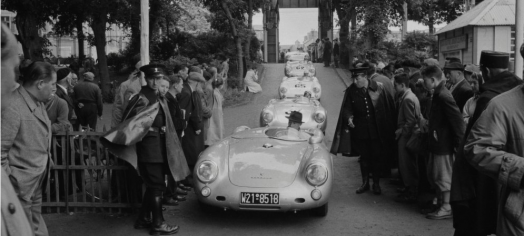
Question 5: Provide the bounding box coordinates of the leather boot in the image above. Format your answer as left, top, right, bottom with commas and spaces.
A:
150, 195, 179, 235
372, 177, 381, 195
356, 164, 370, 194
134, 190, 152, 229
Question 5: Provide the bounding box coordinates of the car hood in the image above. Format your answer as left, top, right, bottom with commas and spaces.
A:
228, 137, 309, 188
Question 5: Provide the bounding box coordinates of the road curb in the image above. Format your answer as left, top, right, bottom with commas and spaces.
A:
332, 67, 351, 88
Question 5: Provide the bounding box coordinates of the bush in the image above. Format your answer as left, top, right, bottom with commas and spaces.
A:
107, 52, 128, 73
222, 87, 252, 107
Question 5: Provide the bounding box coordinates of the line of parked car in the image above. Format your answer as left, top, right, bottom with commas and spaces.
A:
192, 51, 333, 217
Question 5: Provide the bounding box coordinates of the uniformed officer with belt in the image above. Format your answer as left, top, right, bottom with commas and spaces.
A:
122, 64, 183, 235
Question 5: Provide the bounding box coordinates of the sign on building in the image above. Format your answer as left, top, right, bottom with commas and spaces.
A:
440, 35, 468, 52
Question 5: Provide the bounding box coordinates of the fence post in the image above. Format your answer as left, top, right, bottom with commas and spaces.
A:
65, 131, 70, 213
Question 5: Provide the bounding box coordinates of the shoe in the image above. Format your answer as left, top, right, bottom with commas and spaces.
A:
149, 222, 179, 235
163, 198, 179, 206
176, 188, 188, 195
356, 182, 370, 194
174, 195, 186, 202
372, 183, 381, 195
426, 207, 452, 220
178, 184, 192, 191
134, 218, 152, 229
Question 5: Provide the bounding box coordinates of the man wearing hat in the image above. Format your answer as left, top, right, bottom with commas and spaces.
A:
276, 111, 310, 140
323, 38, 332, 67
450, 50, 523, 236
111, 61, 144, 128
72, 71, 103, 130
177, 65, 206, 173
331, 66, 396, 195
102, 63, 189, 235
443, 61, 474, 112
55, 68, 77, 128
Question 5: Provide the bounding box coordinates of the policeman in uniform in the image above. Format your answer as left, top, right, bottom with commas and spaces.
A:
332, 66, 396, 195
121, 64, 187, 235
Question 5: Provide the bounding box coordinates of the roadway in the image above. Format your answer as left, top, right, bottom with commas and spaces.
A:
45, 63, 453, 236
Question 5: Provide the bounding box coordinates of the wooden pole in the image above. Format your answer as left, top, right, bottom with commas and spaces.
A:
515, 0, 523, 78
140, 0, 149, 65
402, 1, 408, 41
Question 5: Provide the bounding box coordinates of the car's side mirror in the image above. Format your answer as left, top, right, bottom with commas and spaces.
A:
309, 129, 324, 144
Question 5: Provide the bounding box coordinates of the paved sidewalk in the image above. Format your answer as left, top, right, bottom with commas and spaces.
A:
331, 66, 353, 87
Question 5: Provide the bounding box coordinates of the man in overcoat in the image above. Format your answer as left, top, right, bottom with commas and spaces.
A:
323, 38, 332, 67
331, 67, 396, 195
101, 64, 190, 235
451, 51, 523, 235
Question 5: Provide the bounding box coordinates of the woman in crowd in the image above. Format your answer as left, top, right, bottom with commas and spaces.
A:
244, 64, 262, 93
205, 76, 225, 147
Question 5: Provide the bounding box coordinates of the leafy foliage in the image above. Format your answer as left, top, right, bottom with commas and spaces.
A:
408, 0, 464, 33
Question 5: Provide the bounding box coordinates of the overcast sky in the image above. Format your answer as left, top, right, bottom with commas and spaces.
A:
252, 9, 446, 45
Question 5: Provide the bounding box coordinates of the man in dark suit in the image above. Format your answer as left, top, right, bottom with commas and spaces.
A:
421, 65, 465, 220
177, 67, 206, 171
322, 38, 332, 67
333, 39, 339, 68
364, 62, 395, 98
73, 72, 103, 130
55, 68, 77, 129
443, 62, 474, 112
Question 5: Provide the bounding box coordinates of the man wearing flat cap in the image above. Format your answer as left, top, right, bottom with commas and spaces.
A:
72, 71, 103, 130
443, 61, 473, 112
177, 65, 206, 173
450, 50, 523, 236
331, 66, 396, 195
55, 68, 77, 128
101, 63, 189, 235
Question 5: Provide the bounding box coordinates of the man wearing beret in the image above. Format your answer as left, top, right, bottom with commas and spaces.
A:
55, 68, 77, 128
443, 61, 474, 112
73, 71, 103, 130
451, 51, 523, 235
331, 66, 396, 195
102, 64, 189, 235
462, 49, 524, 236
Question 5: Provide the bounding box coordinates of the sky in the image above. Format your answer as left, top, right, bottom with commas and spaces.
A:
252, 9, 446, 45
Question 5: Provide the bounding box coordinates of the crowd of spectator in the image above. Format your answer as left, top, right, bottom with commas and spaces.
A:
332, 50, 524, 236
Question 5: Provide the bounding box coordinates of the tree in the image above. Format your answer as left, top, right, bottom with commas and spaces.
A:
408, 0, 464, 34
52, 0, 89, 63
1, 0, 55, 60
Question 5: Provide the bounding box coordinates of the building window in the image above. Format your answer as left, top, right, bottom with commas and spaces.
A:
1, 16, 11, 30
510, 26, 516, 61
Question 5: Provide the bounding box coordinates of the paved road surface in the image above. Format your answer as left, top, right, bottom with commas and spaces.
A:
44, 63, 453, 236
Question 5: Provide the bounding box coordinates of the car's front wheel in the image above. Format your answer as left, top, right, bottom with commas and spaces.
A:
311, 203, 328, 217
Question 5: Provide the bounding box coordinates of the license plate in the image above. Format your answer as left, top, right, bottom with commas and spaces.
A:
295, 84, 306, 88
240, 192, 279, 205
295, 66, 304, 70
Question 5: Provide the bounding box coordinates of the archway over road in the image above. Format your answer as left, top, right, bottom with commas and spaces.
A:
262, 0, 333, 63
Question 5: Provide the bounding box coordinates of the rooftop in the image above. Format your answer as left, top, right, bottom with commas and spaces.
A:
436, 0, 515, 35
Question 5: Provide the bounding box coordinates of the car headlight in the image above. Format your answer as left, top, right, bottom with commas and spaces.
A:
306, 163, 328, 186
196, 161, 218, 183
314, 112, 326, 123
312, 87, 320, 93
262, 110, 274, 123
280, 87, 287, 95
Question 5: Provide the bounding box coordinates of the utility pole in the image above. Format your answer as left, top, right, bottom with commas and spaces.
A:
402, 1, 408, 41
515, 0, 523, 78
140, 0, 149, 65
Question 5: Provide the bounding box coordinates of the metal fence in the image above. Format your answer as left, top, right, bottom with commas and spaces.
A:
42, 129, 141, 214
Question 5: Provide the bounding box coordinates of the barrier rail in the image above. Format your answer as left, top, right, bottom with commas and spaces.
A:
42, 128, 140, 214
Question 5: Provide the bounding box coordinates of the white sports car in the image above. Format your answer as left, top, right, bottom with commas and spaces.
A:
285, 61, 316, 77
279, 76, 321, 100
194, 126, 333, 217
285, 51, 310, 62
260, 97, 327, 132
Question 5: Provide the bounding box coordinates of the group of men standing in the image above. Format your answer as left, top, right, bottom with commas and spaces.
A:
332, 48, 524, 236
310, 37, 339, 68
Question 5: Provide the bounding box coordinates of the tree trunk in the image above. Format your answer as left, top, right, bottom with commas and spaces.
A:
428, 2, 435, 34
15, 12, 43, 60
244, 0, 253, 62
91, 11, 111, 100
75, 13, 85, 63
221, 1, 244, 88
335, 5, 349, 69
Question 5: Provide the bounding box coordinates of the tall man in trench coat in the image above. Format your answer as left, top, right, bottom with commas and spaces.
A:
331, 67, 396, 195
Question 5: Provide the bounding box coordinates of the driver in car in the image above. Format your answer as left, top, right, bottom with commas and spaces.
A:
276, 111, 310, 140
